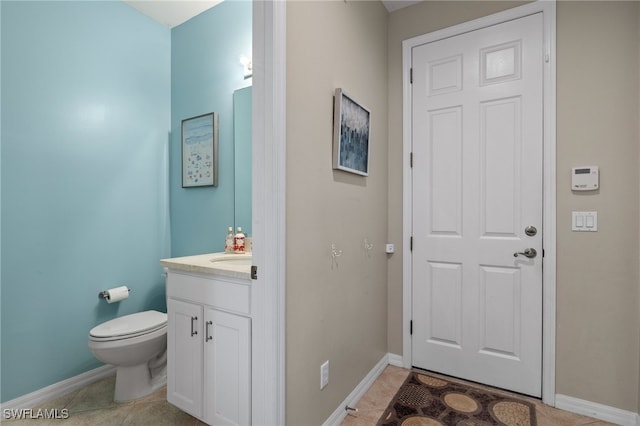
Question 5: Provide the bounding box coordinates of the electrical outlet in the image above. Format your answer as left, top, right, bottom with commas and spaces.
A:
320, 360, 329, 390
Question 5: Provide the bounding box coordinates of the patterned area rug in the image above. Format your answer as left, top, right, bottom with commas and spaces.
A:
377, 370, 537, 426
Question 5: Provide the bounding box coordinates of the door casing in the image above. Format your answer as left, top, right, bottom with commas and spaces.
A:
252, 1, 287, 424
401, 0, 557, 405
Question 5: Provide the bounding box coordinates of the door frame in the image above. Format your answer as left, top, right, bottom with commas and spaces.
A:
401, 1, 557, 405
252, 1, 287, 424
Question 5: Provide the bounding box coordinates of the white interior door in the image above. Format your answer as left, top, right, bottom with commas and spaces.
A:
411, 13, 544, 397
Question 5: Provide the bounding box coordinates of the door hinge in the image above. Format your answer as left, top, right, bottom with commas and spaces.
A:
410, 67, 413, 84
410, 152, 413, 168
410, 236, 413, 251
251, 265, 258, 280
410, 320, 413, 335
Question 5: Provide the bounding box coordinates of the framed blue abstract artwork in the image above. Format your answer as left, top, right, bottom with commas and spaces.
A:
332, 88, 370, 176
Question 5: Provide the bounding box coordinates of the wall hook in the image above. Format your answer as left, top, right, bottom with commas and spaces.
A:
363, 238, 374, 259
331, 243, 343, 269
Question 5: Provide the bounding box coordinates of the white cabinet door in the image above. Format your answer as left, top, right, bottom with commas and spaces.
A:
204, 308, 251, 426
167, 298, 204, 418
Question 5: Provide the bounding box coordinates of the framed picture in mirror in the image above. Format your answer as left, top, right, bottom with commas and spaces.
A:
332, 88, 370, 176
182, 112, 219, 188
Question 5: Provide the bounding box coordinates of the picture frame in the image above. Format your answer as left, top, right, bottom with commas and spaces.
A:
333, 88, 370, 176
182, 112, 219, 188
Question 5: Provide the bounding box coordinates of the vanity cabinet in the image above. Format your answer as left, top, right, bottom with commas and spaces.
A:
167, 298, 203, 416
166, 269, 251, 426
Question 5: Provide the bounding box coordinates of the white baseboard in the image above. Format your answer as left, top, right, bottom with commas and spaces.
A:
322, 353, 390, 426
1, 365, 116, 411
555, 394, 638, 426
17, 359, 640, 426
387, 353, 404, 368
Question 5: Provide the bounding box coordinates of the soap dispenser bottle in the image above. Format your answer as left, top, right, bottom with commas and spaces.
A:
234, 227, 245, 254
225, 227, 234, 253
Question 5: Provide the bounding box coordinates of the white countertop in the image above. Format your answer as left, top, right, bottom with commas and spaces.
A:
160, 252, 252, 280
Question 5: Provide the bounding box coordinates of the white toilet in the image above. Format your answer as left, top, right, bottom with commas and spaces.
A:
88, 310, 167, 402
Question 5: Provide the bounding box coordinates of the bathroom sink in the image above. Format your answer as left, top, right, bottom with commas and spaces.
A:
161, 252, 252, 279
209, 253, 252, 266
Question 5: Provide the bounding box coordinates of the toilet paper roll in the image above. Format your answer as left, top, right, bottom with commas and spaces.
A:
105, 286, 129, 304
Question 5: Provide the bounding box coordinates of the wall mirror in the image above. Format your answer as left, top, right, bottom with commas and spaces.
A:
234, 86, 253, 237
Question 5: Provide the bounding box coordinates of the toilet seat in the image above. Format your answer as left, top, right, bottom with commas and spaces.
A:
89, 310, 167, 342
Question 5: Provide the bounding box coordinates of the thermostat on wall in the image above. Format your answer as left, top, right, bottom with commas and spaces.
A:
572, 166, 599, 191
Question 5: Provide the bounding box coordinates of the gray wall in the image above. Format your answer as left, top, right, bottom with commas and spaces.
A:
387, 0, 640, 414
286, 1, 389, 424
285, 0, 640, 421
555, 1, 639, 410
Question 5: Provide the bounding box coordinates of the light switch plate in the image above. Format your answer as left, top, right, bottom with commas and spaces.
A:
572, 211, 598, 232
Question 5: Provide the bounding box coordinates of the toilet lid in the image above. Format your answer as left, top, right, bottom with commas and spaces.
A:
90, 310, 167, 339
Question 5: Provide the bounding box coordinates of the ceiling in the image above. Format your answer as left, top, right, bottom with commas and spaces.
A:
123, 0, 223, 28
382, 0, 422, 13
124, 0, 421, 29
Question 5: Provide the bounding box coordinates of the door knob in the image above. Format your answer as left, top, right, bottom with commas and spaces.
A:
514, 248, 537, 258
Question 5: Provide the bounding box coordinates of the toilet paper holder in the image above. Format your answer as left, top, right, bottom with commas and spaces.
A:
98, 288, 131, 300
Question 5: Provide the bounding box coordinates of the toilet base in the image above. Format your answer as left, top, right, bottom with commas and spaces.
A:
113, 364, 166, 402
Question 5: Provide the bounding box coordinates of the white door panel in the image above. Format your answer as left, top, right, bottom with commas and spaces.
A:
412, 13, 543, 397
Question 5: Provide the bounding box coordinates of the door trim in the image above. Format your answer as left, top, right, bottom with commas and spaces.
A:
401, 1, 556, 405
252, 1, 287, 424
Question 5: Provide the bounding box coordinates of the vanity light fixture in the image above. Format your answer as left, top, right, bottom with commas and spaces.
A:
240, 55, 252, 79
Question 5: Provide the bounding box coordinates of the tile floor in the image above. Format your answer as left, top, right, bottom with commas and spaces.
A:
341, 365, 616, 426
3, 366, 616, 425
2, 376, 205, 426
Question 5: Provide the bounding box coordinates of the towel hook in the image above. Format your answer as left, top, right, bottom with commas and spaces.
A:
331, 243, 343, 269
363, 238, 374, 254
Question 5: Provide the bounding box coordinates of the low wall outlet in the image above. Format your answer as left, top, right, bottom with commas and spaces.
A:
320, 360, 329, 390
385, 243, 395, 254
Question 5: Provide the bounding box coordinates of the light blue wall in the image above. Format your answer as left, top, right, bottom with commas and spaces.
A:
170, 0, 252, 256
0, 0, 4, 394
0, 1, 171, 402
234, 87, 252, 237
